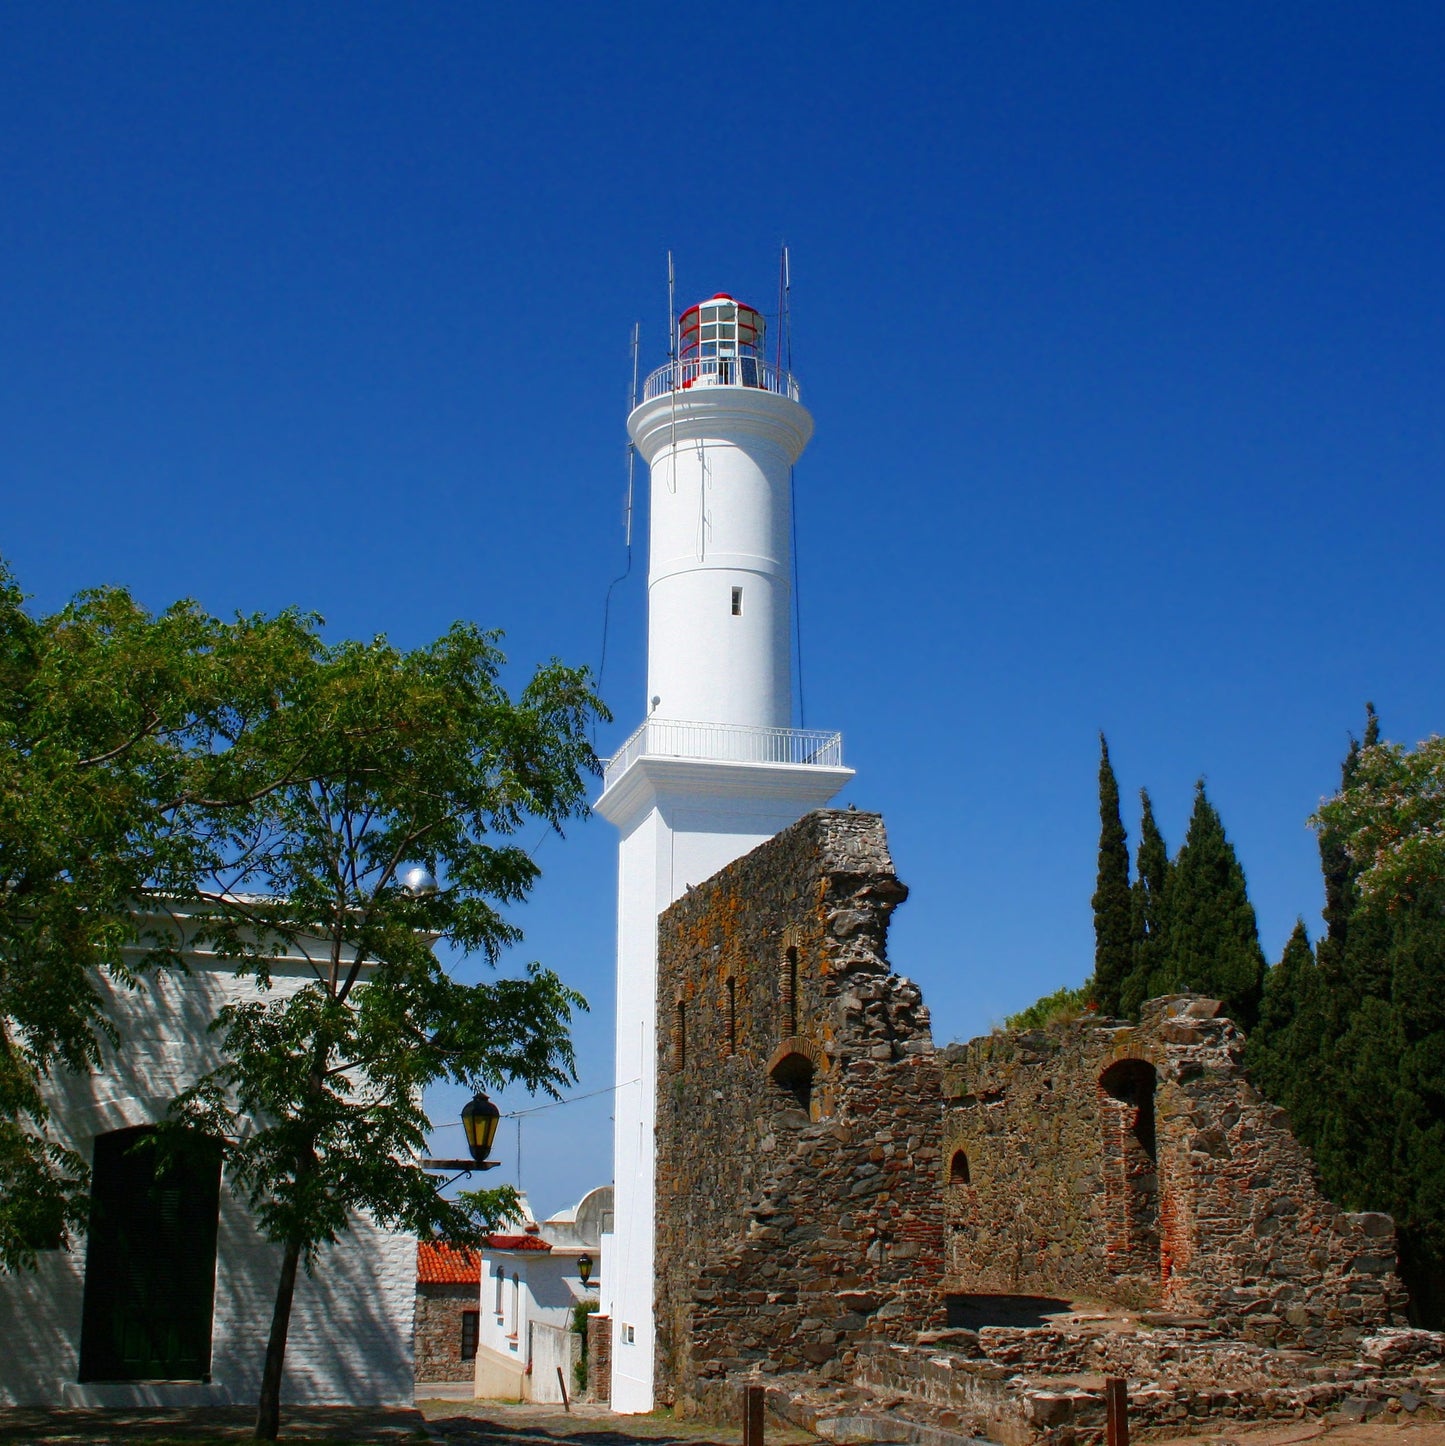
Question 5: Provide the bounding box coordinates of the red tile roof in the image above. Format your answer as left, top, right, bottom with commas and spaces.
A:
417, 1242, 481, 1285
487, 1234, 553, 1252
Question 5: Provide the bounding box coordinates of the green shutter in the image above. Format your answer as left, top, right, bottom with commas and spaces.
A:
79, 1127, 222, 1382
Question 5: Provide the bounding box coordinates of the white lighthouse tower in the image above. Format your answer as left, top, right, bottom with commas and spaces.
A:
595, 293, 852, 1412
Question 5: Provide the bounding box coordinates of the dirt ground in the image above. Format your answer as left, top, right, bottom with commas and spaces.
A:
0, 1399, 1439, 1446
0, 1403, 425, 1443
1144, 1421, 1445, 1446
0, 1397, 817, 1446
416, 1398, 817, 1446
415, 1400, 1445, 1446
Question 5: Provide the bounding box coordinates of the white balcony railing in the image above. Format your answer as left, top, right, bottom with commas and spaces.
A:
603, 719, 844, 791
641, 356, 801, 404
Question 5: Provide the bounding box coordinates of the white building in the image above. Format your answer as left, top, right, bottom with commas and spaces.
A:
595, 292, 852, 1411
0, 912, 416, 1408
473, 1186, 610, 1403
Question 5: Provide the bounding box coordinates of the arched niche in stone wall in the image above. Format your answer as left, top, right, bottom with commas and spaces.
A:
1098, 1057, 1161, 1283
766, 1038, 830, 1122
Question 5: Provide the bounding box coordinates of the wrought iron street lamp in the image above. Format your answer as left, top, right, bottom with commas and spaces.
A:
460, 1092, 501, 1163
577, 1252, 594, 1287
421, 1092, 502, 1175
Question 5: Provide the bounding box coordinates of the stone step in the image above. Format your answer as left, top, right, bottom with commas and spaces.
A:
814, 1412, 990, 1446
759, 1377, 991, 1446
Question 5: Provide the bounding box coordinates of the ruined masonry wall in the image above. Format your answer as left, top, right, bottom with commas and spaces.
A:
653, 809, 945, 1410
941, 995, 1406, 1349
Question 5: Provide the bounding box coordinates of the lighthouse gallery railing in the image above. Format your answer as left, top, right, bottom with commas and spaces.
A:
641, 357, 801, 404
603, 719, 844, 790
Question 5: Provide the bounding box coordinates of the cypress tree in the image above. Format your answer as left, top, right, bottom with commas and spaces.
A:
1315, 703, 1381, 1027
1331, 861, 1445, 1324
1156, 781, 1266, 1028
1245, 919, 1316, 1110
1120, 789, 1169, 1019
1091, 735, 1132, 1016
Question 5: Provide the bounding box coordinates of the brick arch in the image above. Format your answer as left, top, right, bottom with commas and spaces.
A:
765, 1036, 828, 1077
940, 1119, 983, 1186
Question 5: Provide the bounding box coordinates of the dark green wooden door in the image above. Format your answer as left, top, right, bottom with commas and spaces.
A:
78, 1126, 222, 1382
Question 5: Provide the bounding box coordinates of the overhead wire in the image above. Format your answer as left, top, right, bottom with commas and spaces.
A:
431, 1078, 639, 1129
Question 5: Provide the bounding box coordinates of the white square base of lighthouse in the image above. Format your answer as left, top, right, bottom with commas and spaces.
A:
595, 754, 852, 1414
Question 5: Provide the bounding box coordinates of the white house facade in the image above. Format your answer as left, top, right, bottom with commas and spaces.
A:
473, 1186, 609, 1403
0, 916, 416, 1408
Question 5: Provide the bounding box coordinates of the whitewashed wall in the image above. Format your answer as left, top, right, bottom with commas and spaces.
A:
528, 1321, 579, 1404
0, 934, 416, 1408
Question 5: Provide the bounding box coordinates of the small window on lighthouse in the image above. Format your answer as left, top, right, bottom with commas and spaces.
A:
731, 587, 743, 616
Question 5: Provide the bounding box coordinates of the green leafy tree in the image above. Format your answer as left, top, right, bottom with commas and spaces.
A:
1313, 730, 1445, 911
1120, 789, 1169, 1019
0, 563, 311, 1269
1090, 735, 1132, 1016
1153, 782, 1266, 1027
168, 622, 606, 1439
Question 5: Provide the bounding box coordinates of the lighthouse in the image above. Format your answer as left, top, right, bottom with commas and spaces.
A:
595, 293, 853, 1412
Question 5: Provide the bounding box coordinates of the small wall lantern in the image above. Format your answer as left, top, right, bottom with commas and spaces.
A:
577, 1252, 594, 1287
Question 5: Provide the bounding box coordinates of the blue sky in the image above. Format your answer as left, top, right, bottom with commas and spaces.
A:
4, 4, 1443, 1218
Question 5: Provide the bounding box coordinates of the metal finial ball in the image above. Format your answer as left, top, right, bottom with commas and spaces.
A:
401, 866, 438, 897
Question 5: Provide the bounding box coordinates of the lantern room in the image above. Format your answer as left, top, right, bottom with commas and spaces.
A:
678, 294, 765, 359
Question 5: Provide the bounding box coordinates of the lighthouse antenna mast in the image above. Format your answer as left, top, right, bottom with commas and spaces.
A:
778, 242, 805, 729
667, 250, 676, 361
626, 321, 640, 546
597, 320, 642, 700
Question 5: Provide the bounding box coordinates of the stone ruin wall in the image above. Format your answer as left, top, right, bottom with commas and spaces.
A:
942, 995, 1407, 1349
652, 807, 1409, 1421
653, 809, 946, 1412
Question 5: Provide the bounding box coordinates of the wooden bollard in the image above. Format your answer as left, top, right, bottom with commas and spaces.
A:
1105, 1376, 1128, 1446
743, 1383, 765, 1446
